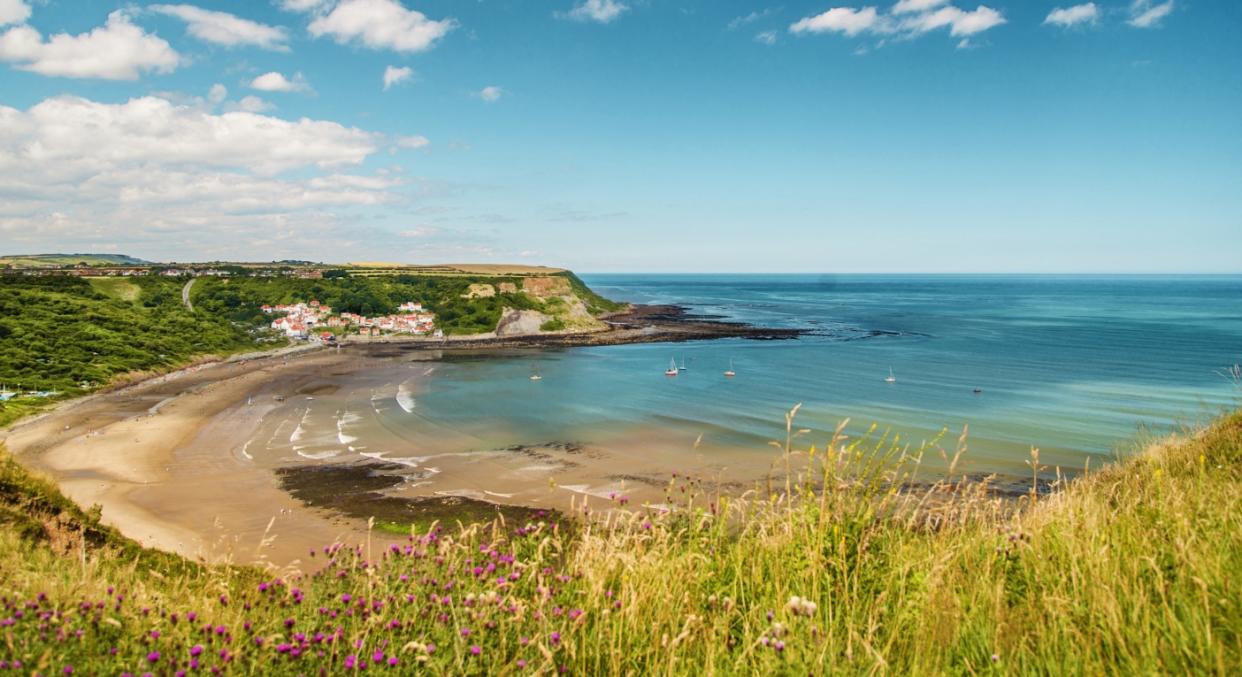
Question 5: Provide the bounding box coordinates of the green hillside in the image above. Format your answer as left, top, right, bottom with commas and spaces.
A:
0, 253, 151, 268
0, 276, 267, 426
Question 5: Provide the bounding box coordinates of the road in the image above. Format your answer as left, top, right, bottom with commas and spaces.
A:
181, 278, 195, 311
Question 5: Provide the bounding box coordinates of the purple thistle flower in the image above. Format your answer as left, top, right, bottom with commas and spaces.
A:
469, 645, 481, 656
146, 651, 161, 663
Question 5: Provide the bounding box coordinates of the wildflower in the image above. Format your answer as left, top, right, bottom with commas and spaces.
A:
470, 645, 482, 656
63, 667, 74, 675
549, 631, 561, 645
786, 595, 817, 617
146, 651, 161, 663
190, 645, 204, 657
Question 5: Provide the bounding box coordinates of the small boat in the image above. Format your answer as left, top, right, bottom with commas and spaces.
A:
665, 357, 679, 377
884, 367, 897, 383
679, 357, 688, 371
529, 374, 543, 381
973, 388, 983, 394
724, 359, 736, 378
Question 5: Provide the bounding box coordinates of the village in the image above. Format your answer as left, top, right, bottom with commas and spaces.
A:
262, 300, 441, 341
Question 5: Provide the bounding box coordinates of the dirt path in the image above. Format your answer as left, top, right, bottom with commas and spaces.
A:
181, 277, 195, 310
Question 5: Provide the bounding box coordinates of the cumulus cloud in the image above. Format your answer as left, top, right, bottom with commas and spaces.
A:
278, 0, 329, 11
790, 7, 879, 36
755, 30, 778, 45
307, 0, 455, 53
0, 94, 394, 256
383, 65, 413, 90
1044, 3, 1099, 28
559, 0, 629, 24
1128, 0, 1174, 28
0, 0, 31, 27
225, 95, 275, 113
891, 0, 949, 14
0, 10, 180, 79
475, 86, 502, 102
789, 3, 1005, 43
150, 4, 289, 50
249, 71, 311, 92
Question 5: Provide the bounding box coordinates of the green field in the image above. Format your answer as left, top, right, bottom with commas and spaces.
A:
85, 277, 142, 302
0, 253, 150, 268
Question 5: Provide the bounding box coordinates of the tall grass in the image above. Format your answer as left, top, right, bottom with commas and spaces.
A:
1, 408, 1239, 675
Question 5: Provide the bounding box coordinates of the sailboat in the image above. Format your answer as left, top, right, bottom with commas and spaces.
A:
529, 365, 543, 381
679, 356, 688, 371
884, 367, 897, 383
665, 357, 680, 377
724, 359, 736, 378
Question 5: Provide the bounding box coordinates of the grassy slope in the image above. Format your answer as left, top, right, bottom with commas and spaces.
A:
0, 410, 1238, 674
0, 276, 267, 427
0, 254, 150, 268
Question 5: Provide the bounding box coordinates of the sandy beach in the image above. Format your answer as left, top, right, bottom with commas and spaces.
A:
0, 348, 401, 570
0, 339, 789, 570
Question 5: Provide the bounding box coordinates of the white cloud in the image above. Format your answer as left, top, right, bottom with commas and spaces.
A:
0, 94, 395, 256
0, 0, 30, 27
396, 134, 429, 149
0, 95, 375, 175
226, 95, 275, 113
476, 86, 502, 103
560, 0, 629, 24
278, 0, 329, 11
150, 4, 289, 51
891, 0, 949, 14
790, 4, 1005, 42
383, 64, 413, 90
1044, 3, 1099, 28
308, 0, 455, 53
208, 83, 228, 104
755, 30, 778, 45
249, 71, 310, 92
940, 6, 1005, 36
1128, 0, 1174, 28
0, 10, 180, 80
790, 7, 879, 36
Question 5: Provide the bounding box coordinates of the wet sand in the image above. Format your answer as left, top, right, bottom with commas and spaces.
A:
0, 348, 396, 570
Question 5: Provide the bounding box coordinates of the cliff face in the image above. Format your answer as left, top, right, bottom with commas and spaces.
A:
495, 309, 553, 336
521, 276, 571, 298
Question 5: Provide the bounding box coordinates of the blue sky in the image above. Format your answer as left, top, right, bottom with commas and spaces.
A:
0, 0, 1238, 272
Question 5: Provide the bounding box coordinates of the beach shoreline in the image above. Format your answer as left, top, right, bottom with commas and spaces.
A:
0, 303, 802, 569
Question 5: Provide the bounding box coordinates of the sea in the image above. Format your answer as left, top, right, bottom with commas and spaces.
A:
250, 275, 1242, 505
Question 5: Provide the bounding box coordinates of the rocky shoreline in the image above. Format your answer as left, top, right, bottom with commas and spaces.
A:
344, 303, 806, 352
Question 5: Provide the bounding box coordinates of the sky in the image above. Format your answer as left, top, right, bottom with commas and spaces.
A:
0, 0, 1238, 272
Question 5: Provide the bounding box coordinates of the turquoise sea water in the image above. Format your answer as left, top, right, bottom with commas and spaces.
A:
404, 275, 1242, 478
